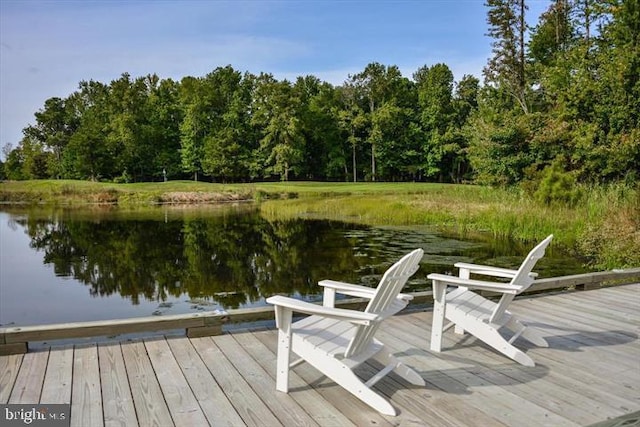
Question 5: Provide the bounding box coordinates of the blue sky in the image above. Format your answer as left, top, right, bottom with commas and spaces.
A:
0, 0, 551, 151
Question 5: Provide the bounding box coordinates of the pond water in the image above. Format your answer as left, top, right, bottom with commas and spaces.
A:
0, 204, 590, 327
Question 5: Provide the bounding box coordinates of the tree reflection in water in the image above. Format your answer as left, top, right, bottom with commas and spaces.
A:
4, 205, 589, 311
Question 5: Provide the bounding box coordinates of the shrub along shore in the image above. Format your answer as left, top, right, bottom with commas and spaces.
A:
1, 180, 637, 270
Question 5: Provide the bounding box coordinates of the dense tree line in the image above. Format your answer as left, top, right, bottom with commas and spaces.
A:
2, 0, 638, 187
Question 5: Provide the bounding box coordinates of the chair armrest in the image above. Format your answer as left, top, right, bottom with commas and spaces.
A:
319, 280, 414, 302
319, 280, 376, 298
454, 262, 518, 278
396, 292, 414, 302
427, 273, 521, 294
454, 262, 539, 279
266, 295, 378, 325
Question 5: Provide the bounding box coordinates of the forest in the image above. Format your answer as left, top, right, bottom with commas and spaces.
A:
1, 0, 639, 193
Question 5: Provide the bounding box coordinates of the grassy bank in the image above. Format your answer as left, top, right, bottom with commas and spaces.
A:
0, 180, 254, 204
1, 180, 637, 269
0, 180, 441, 204
258, 183, 639, 270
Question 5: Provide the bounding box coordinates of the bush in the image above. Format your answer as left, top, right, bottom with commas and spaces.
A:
534, 159, 582, 206
113, 170, 131, 184
579, 191, 640, 269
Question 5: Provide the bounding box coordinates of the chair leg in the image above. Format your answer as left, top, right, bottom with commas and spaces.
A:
430, 282, 447, 352
504, 317, 548, 347
507, 347, 535, 367
274, 307, 293, 392
340, 369, 397, 416
336, 367, 397, 415
478, 326, 535, 366
448, 314, 536, 366
375, 347, 425, 386
293, 337, 398, 415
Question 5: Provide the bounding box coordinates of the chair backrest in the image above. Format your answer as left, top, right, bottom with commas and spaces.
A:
489, 234, 553, 323
509, 234, 554, 293
344, 248, 423, 358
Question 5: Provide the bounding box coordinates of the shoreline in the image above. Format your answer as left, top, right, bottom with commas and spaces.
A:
1, 179, 638, 269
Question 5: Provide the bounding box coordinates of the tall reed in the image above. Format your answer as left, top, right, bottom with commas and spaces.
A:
2, 180, 636, 268
259, 184, 639, 269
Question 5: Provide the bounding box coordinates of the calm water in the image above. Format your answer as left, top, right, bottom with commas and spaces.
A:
0, 204, 590, 327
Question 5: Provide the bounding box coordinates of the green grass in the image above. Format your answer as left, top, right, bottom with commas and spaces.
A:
259, 190, 565, 240
0, 180, 455, 203
2, 179, 638, 269
258, 183, 639, 269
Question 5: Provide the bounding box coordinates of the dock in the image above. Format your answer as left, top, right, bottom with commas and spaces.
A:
1, 283, 639, 426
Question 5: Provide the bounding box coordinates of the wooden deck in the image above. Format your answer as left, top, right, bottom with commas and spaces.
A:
1, 284, 638, 426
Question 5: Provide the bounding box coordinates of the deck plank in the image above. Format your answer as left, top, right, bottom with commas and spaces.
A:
376, 318, 580, 427
515, 303, 638, 341
144, 338, 209, 427
0, 284, 638, 427
0, 353, 23, 403
523, 296, 639, 331
190, 336, 283, 427
71, 344, 103, 427
396, 314, 625, 425
8, 349, 48, 404
40, 344, 72, 404
255, 330, 395, 427
358, 360, 480, 427
512, 303, 639, 372
98, 343, 138, 427
566, 289, 640, 313
577, 286, 640, 308
165, 336, 246, 427
121, 340, 173, 427
518, 333, 640, 405
215, 333, 319, 426
401, 310, 637, 416
233, 330, 358, 427
356, 328, 506, 426
597, 285, 640, 300
433, 293, 640, 406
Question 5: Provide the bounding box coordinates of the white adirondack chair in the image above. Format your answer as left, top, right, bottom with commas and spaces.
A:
266, 249, 425, 416
428, 235, 553, 367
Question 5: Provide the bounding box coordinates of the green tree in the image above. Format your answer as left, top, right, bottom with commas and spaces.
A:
105, 73, 152, 181
370, 101, 421, 181
23, 97, 78, 178
527, 0, 639, 182
21, 136, 53, 179
467, 104, 535, 186
179, 76, 206, 181
146, 77, 183, 181
251, 76, 305, 181
534, 157, 582, 206
60, 80, 111, 180
337, 82, 368, 182
453, 75, 480, 127
63, 109, 111, 180
447, 75, 480, 182
484, 0, 529, 113
201, 67, 254, 182
2, 143, 26, 180
349, 63, 406, 181
293, 76, 343, 180
528, 0, 574, 67
414, 63, 455, 180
